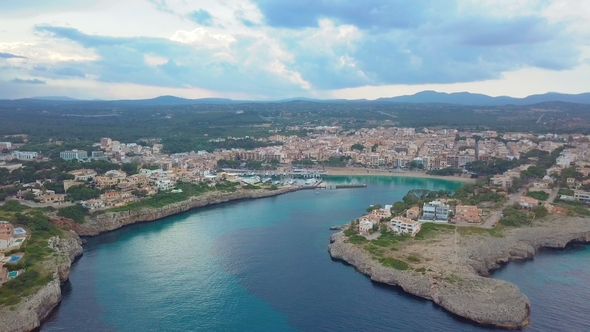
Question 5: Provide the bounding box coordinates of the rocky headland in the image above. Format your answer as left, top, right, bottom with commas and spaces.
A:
328, 216, 590, 329
0, 231, 83, 332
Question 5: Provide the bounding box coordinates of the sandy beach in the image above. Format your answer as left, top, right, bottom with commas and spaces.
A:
323, 167, 476, 183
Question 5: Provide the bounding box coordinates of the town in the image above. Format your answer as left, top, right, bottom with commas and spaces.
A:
1, 125, 590, 286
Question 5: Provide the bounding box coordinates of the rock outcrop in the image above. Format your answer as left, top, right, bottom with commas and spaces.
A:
328, 216, 590, 329
0, 231, 83, 332
76, 188, 298, 236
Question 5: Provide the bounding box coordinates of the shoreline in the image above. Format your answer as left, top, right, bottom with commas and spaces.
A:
323, 167, 476, 183
328, 216, 590, 329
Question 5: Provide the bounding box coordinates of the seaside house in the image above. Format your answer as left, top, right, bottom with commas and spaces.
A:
359, 214, 381, 234
390, 217, 422, 237
406, 205, 420, 220
421, 201, 450, 223
358, 220, 373, 234
371, 208, 392, 220
453, 205, 481, 223
0, 222, 15, 252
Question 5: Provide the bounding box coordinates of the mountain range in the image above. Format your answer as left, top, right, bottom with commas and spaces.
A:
12, 91, 590, 107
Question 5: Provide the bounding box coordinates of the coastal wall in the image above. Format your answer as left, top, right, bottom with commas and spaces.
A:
76, 187, 298, 236
328, 216, 590, 329
0, 231, 83, 332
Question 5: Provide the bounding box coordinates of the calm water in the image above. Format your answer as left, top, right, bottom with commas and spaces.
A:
42, 176, 590, 331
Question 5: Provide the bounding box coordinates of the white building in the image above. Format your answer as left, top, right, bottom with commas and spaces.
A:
422, 201, 450, 222
60, 150, 88, 161
358, 220, 373, 233
11, 151, 38, 160
390, 217, 422, 237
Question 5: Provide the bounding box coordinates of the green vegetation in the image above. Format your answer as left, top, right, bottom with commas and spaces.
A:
1, 209, 65, 306
499, 207, 533, 227
533, 205, 548, 218
0, 200, 28, 213
378, 257, 409, 270
414, 222, 455, 239
366, 204, 382, 212
57, 204, 89, 224
66, 185, 100, 201
559, 188, 575, 196
351, 143, 364, 151
427, 167, 460, 176
466, 158, 518, 177
106, 181, 237, 212
526, 191, 549, 201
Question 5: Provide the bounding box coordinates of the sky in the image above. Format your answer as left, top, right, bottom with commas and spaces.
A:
0, 0, 590, 100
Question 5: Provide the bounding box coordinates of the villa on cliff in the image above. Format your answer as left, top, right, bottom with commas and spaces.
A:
359, 214, 381, 234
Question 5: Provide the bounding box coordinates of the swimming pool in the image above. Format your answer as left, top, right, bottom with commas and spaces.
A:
7, 271, 18, 278
15, 239, 23, 243
8, 255, 22, 263
14, 228, 26, 235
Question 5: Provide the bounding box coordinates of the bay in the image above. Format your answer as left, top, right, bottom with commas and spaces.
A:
41, 176, 590, 331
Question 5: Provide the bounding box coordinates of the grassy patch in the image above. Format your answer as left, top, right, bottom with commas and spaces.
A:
414, 222, 454, 239
370, 232, 408, 247
378, 257, 410, 271
347, 235, 368, 244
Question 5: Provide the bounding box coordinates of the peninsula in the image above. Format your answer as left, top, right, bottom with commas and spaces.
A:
329, 216, 590, 328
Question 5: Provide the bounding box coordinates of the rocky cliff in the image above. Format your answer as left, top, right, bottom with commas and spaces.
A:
76, 187, 298, 236
328, 216, 590, 329
0, 231, 83, 332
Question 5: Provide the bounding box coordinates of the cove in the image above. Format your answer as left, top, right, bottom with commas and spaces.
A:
41, 176, 590, 331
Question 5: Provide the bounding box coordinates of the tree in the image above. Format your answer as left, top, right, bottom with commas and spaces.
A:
23, 192, 36, 201
391, 201, 407, 215
121, 162, 139, 175
366, 204, 382, 212
66, 185, 100, 201
351, 143, 364, 151
533, 205, 548, 218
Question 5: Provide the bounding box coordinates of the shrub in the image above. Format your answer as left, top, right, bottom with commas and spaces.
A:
378, 257, 409, 270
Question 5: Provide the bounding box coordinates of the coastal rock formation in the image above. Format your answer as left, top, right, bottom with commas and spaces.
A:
77, 188, 297, 236
328, 216, 590, 329
0, 231, 83, 332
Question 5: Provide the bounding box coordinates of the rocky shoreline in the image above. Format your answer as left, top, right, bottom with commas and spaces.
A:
328, 216, 590, 329
74, 187, 299, 236
0, 232, 83, 332
0, 187, 297, 332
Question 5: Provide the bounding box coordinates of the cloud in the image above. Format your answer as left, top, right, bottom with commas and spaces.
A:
188, 9, 213, 26
54, 67, 86, 77
13, 78, 46, 84
0, 52, 26, 59
1, 1, 582, 99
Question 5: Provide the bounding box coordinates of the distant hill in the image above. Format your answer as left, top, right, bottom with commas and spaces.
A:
28, 96, 79, 101
376, 91, 590, 106
8, 91, 590, 106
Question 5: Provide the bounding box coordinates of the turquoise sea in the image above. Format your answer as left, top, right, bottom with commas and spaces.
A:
42, 176, 590, 331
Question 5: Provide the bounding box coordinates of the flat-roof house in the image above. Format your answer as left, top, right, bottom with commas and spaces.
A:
390, 217, 422, 237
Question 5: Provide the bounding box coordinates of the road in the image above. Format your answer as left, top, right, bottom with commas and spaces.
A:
481, 189, 524, 228
0, 197, 74, 208
547, 187, 560, 203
